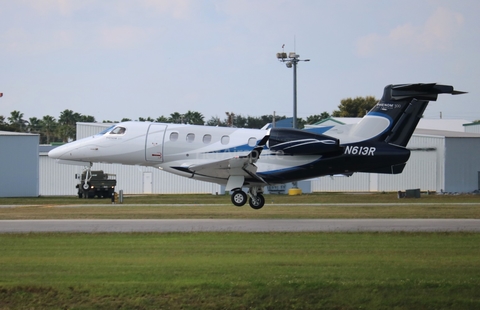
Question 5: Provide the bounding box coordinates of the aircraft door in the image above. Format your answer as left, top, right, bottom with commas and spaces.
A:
146, 124, 167, 162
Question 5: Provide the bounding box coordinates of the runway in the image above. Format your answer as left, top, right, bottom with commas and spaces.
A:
1, 219, 479, 233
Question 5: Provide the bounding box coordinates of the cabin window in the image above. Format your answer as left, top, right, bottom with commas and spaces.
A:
170, 132, 179, 142
110, 127, 126, 135
203, 134, 212, 144
248, 137, 257, 147
186, 133, 195, 143
221, 135, 230, 145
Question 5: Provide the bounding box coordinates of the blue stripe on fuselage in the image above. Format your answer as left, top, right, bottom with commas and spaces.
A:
206, 143, 257, 154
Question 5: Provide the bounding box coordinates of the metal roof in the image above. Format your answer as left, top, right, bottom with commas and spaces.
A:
0, 131, 39, 136
414, 128, 480, 138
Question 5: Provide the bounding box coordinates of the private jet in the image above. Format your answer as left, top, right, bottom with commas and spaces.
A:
49, 83, 465, 209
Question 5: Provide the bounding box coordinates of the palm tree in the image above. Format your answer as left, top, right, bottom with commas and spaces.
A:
138, 117, 154, 122
27, 117, 41, 133
155, 116, 169, 123
78, 115, 96, 123
183, 110, 204, 125
169, 112, 183, 124
0, 115, 8, 131
58, 109, 81, 141
8, 110, 28, 132
57, 124, 76, 143
41, 115, 57, 144
206, 116, 223, 126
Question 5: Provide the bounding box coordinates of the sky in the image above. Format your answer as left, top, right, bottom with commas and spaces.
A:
1, 0, 479, 124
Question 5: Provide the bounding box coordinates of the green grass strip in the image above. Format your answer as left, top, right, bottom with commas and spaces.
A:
1, 232, 479, 309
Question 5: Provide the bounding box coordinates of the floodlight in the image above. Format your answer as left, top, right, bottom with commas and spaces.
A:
275, 47, 310, 130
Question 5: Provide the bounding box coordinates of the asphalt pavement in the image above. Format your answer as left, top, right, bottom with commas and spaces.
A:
1, 219, 479, 233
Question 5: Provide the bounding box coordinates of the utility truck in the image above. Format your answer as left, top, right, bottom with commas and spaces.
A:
76, 170, 116, 199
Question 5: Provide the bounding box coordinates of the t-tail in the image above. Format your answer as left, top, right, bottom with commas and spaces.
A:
349, 83, 466, 146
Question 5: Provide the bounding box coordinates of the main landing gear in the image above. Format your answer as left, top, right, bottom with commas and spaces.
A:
230, 187, 265, 210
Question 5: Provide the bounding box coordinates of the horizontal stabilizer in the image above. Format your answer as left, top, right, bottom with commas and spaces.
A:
384, 83, 466, 101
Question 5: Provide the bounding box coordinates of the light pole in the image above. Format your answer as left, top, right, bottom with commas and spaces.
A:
276, 51, 310, 129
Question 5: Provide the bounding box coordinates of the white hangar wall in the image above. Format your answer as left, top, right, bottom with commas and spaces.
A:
377, 133, 445, 192
41, 154, 219, 196
40, 152, 79, 195
312, 133, 445, 193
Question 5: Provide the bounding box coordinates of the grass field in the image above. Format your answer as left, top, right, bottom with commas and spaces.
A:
1, 193, 479, 309
1, 232, 480, 309
1, 192, 480, 206
1, 192, 480, 219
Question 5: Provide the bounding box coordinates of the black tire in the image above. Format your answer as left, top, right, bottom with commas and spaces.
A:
78, 191, 83, 199
249, 193, 265, 210
87, 191, 95, 199
231, 190, 247, 207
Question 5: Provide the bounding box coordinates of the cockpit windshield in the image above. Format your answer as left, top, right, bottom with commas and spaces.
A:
97, 125, 116, 135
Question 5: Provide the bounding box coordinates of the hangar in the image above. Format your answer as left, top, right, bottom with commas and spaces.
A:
0, 131, 39, 197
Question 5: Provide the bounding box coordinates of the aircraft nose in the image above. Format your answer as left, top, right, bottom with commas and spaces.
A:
48, 145, 68, 159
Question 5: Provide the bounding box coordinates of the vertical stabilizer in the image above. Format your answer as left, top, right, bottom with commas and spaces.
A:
349, 83, 465, 146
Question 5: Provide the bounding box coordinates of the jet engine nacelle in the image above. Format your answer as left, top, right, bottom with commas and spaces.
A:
267, 128, 342, 155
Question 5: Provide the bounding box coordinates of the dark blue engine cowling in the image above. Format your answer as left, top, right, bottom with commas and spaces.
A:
268, 128, 342, 155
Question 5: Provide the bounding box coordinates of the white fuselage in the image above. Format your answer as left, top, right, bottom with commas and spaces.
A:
48, 122, 323, 185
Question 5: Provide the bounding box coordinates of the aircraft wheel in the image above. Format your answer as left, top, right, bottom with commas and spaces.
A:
82, 182, 90, 190
249, 193, 265, 210
231, 190, 247, 206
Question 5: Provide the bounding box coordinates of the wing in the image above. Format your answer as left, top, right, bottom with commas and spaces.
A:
175, 130, 271, 190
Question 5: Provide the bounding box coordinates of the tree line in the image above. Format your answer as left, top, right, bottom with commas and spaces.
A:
0, 96, 378, 144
